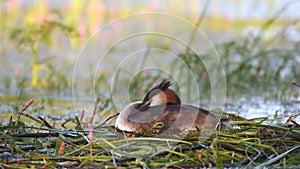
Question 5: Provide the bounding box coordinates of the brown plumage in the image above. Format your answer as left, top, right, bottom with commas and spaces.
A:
115, 80, 220, 136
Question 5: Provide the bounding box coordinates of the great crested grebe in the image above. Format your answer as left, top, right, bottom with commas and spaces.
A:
134, 80, 181, 111
115, 80, 220, 136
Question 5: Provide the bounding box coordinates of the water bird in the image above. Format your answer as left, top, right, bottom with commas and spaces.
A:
115, 80, 221, 136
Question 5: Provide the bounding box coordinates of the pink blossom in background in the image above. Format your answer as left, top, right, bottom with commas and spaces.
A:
201, 72, 207, 79
58, 142, 65, 155
6, 0, 23, 12
78, 20, 88, 44
112, 20, 124, 34
14, 67, 20, 77
35, 0, 51, 25
87, 0, 105, 34
224, 11, 233, 31
110, 7, 118, 19
149, 0, 159, 11
21, 99, 35, 112
144, 69, 151, 78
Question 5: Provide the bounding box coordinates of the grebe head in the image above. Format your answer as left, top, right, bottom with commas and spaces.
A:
135, 80, 181, 110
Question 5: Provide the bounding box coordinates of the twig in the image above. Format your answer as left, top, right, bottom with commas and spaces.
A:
38, 116, 54, 129
18, 112, 42, 124
223, 112, 248, 120
75, 116, 83, 130
114, 157, 136, 163
10, 133, 59, 138
275, 131, 300, 142
255, 145, 300, 168
94, 113, 119, 129
177, 144, 206, 152
8, 157, 80, 164
292, 82, 300, 88
0, 142, 56, 154
61, 119, 73, 128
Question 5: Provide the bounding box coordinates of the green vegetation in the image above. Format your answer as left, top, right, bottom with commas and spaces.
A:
1, 99, 300, 168
128, 2, 300, 101
10, 20, 78, 92
0, 1, 299, 168
0, 1, 298, 99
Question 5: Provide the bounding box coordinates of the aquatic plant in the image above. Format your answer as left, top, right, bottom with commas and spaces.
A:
10, 20, 78, 89
0, 99, 300, 168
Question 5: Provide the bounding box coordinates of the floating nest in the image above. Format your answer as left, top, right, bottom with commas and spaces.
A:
0, 100, 300, 168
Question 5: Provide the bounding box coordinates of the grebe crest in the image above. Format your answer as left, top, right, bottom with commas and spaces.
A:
135, 80, 181, 111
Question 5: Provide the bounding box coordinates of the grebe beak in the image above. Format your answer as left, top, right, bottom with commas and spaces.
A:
134, 98, 153, 111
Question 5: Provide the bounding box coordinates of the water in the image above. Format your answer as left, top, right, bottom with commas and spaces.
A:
225, 96, 299, 123
1, 0, 299, 126
0, 94, 299, 125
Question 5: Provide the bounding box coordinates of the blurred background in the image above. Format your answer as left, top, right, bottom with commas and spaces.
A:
0, 0, 299, 124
